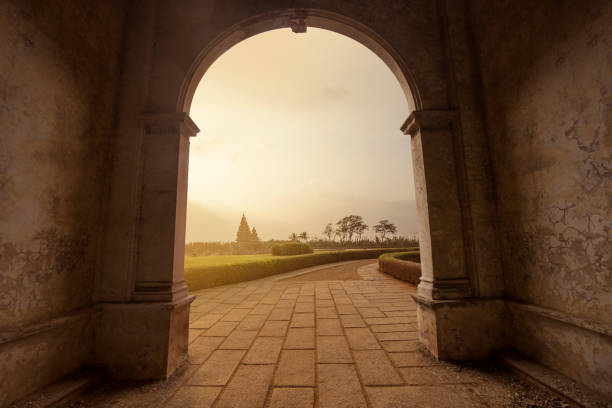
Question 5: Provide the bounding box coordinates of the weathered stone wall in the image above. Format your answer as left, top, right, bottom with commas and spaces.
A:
469, 0, 612, 396
0, 0, 126, 405
5, 0, 608, 403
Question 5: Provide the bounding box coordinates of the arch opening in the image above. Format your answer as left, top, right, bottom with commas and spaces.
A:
185, 27, 418, 249
178, 9, 421, 115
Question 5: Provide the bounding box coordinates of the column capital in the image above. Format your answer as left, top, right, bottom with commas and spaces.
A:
141, 112, 200, 137
401, 109, 458, 137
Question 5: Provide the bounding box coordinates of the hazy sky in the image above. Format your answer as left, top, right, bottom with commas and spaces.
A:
186, 28, 416, 242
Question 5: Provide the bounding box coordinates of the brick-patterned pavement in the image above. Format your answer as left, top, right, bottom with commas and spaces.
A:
165, 262, 495, 407
64, 261, 568, 408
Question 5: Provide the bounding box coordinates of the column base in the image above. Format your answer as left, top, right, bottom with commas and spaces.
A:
412, 295, 507, 360
94, 295, 193, 379
417, 277, 472, 299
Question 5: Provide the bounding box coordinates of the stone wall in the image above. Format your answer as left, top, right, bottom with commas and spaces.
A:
469, 0, 612, 396
0, 0, 126, 405
2, 0, 609, 403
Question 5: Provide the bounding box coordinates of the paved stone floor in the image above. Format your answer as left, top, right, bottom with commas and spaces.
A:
65, 261, 571, 408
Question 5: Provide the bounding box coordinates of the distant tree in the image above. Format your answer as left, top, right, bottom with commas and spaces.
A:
336, 215, 367, 242
298, 231, 309, 242
348, 215, 365, 242
335, 218, 350, 243
387, 223, 398, 239
373, 220, 385, 241
355, 221, 368, 241
374, 219, 397, 242
289, 232, 299, 241
323, 223, 334, 241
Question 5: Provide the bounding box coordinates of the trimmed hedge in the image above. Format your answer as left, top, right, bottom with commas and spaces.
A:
378, 251, 421, 285
271, 242, 313, 256
185, 248, 414, 291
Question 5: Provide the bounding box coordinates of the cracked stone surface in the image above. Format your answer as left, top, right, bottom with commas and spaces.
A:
62, 262, 572, 408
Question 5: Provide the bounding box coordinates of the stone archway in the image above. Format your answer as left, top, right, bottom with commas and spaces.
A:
97, 1, 504, 379
177, 9, 422, 114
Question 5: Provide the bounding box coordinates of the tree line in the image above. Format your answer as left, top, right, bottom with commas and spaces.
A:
289, 216, 401, 244
186, 215, 418, 257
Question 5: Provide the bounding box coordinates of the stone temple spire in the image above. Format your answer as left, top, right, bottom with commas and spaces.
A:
236, 213, 252, 245
251, 227, 260, 242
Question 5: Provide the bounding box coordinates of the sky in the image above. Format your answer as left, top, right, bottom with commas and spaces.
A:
186, 28, 416, 242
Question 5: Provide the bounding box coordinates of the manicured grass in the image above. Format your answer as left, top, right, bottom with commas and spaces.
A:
184, 248, 416, 291
185, 254, 276, 268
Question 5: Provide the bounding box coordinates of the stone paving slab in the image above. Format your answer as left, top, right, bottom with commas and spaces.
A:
317, 336, 353, 363
215, 365, 274, 408
316, 318, 343, 335
353, 350, 404, 385
274, 350, 316, 386
189, 336, 225, 364
243, 337, 283, 364
284, 327, 315, 349
165, 386, 222, 408
258, 320, 289, 337
189, 350, 246, 386
318, 364, 367, 408
268, 387, 314, 408
366, 385, 488, 408
345, 327, 381, 350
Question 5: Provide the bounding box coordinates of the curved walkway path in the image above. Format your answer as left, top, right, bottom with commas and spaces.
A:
65, 261, 563, 408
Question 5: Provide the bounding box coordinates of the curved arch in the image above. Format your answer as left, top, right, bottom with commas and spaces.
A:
177, 8, 421, 114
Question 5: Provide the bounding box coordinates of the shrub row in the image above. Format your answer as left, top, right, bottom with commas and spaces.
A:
271, 242, 313, 256
378, 251, 421, 285
185, 248, 415, 291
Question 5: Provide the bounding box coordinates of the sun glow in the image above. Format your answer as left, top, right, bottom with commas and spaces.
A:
187, 28, 415, 242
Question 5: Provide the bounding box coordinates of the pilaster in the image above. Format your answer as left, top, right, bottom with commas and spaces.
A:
94, 112, 198, 379
403, 109, 505, 359
132, 112, 198, 302
402, 109, 471, 300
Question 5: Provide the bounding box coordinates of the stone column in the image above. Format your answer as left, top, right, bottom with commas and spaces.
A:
402, 110, 505, 360
402, 110, 471, 300
95, 112, 199, 379
132, 112, 197, 303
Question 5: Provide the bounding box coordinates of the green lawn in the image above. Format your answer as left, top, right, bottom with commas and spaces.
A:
185, 254, 277, 268
183, 248, 417, 291
184, 251, 337, 268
